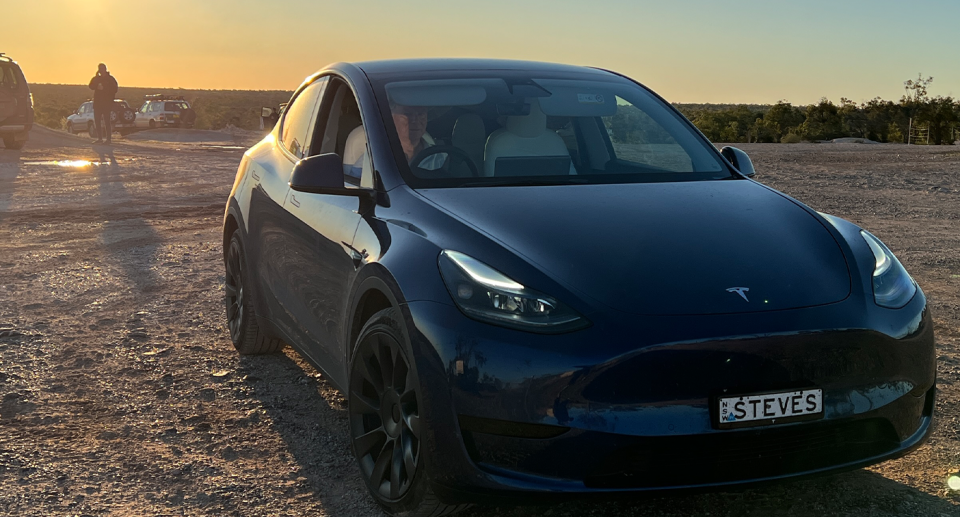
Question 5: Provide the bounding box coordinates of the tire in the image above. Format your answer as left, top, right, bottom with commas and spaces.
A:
2, 135, 25, 150
120, 108, 135, 124
224, 231, 284, 355
88, 122, 97, 138
148, 119, 156, 129
348, 308, 470, 517
66, 122, 74, 134
181, 108, 197, 127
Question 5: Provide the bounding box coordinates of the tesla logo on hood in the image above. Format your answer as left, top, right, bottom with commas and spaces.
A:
726, 287, 750, 302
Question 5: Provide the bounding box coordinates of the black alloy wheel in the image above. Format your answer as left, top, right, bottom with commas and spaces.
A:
223, 232, 283, 355
349, 317, 422, 502
348, 309, 469, 516
224, 236, 246, 343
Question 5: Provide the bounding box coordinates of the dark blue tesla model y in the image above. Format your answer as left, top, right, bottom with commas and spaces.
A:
221, 59, 935, 516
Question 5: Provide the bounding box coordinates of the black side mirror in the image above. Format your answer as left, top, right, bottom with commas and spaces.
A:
289, 153, 374, 197
720, 146, 756, 178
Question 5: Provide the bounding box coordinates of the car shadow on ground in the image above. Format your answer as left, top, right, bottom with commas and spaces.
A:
242, 347, 958, 517
237, 349, 383, 516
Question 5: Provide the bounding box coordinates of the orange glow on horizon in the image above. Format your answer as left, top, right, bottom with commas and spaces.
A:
5, 0, 959, 104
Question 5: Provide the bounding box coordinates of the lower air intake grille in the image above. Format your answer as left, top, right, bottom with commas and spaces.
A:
585, 418, 900, 488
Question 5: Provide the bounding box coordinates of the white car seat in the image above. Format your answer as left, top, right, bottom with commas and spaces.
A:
482, 98, 572, 177
342, 125, 374, 188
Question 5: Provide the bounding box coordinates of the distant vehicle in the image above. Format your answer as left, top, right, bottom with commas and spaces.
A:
0, 53, 34, 150
221, 59, 935, 516
135, 95, 197, 129
260, 106, 281, 130
66, 100, 137, 136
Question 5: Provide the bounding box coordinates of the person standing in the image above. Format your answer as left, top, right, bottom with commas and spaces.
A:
88, 63, 118, 144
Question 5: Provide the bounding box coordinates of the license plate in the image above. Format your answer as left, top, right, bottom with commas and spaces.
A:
717, 388, 822, 428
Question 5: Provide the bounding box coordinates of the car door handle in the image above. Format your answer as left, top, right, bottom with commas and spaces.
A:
251, 171, 261, 181
289, 194, 300, 208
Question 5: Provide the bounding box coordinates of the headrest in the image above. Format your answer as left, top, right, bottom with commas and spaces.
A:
452, 113, 485, 159
505, 99, 546, 138
343, 125, 367, 166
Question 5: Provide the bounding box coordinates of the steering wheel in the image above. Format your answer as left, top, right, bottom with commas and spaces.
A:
409, 145, 480, 177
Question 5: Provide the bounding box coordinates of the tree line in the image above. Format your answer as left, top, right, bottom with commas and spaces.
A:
673, 75, 959, 144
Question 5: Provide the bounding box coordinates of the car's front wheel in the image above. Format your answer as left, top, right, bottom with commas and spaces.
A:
2, 135, 25, 150
348, 308, 469, 517
224, 231, 283, 354
66, 121, 74, 134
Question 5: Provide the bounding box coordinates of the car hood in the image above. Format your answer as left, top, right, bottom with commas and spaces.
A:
417, 180, 851, 315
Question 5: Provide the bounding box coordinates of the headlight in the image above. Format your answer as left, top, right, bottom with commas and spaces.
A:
860, 231, 916, 308
438, 250, 588, 333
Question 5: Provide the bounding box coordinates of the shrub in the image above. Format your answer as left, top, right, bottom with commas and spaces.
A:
887, 123, 904, 143
781, 133, 802, 143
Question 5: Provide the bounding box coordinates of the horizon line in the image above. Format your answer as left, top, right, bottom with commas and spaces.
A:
30, 83, 921, 107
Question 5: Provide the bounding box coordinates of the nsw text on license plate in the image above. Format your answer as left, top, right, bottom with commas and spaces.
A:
718, 388, 822, 428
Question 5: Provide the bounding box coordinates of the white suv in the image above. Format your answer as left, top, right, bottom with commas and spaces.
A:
134, 95, 196, 129
66, 100, 137, 136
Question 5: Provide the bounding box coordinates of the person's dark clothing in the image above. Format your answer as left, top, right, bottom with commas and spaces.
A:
92, 104, 111, 142
89, 72, 118, 107
89, 72, 118, 142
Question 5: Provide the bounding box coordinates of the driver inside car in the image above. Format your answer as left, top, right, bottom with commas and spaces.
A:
389, 102, 445, 170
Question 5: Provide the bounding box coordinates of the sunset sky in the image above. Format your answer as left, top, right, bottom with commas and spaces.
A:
6, 0, 958, 104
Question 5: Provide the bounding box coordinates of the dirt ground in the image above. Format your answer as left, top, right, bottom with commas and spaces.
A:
1, 128, 959, 516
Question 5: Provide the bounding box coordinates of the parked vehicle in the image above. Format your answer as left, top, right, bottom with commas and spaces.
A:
135, 95, 197, 129
259, 105, 281, 130
66, 100, 137, 136
0, 53, 33, 150
221, 59, 934, 516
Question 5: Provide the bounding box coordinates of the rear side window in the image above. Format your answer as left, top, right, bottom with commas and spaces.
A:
164, 102, 188, 111
0, 64, 19, 90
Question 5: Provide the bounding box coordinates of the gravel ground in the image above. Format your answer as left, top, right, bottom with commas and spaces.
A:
0, 129, 958, 516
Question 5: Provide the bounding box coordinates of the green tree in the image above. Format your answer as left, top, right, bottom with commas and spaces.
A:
838, 98, 869, 138
801, 98, 843, 141
762, 101, 805, 141
916, 96, 958, 145
903, 73, 933, 103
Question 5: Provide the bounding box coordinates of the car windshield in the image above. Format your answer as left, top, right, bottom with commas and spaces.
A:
372, 72, 730, 188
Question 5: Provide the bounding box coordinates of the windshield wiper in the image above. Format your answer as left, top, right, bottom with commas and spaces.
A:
458, 178, 590, 188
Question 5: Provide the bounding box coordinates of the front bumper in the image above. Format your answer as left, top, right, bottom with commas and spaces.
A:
403, 290, 935, 501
